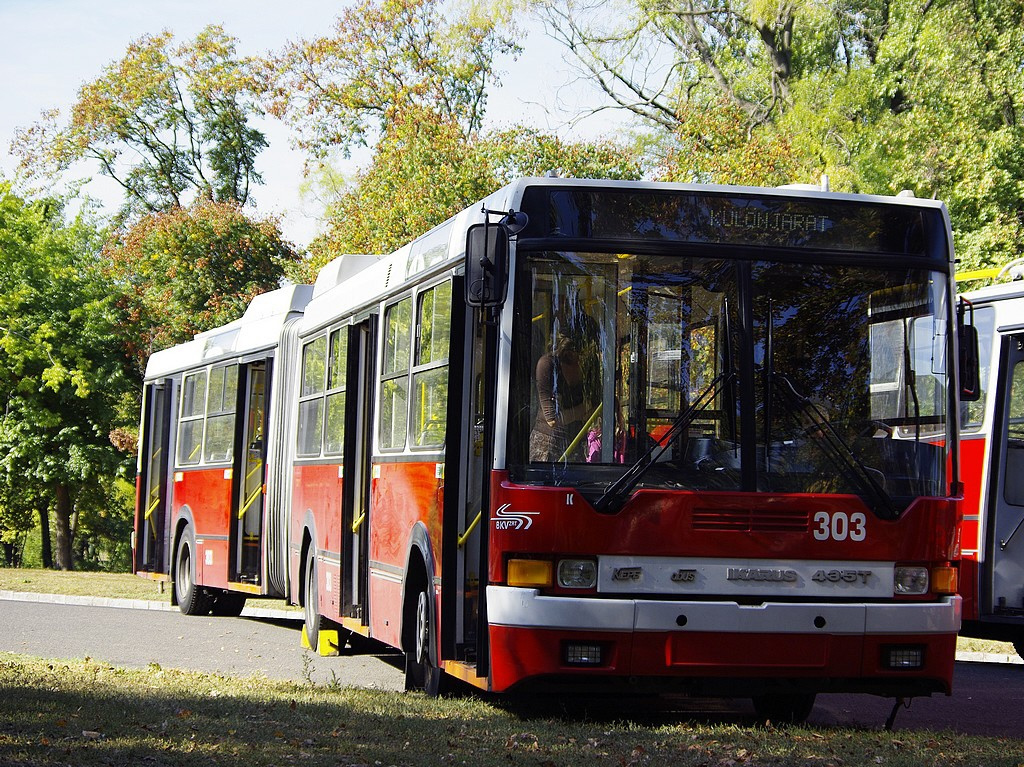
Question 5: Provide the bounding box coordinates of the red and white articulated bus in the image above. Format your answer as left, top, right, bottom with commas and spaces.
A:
952, 264, 1024, 659
135, 177, 973, 723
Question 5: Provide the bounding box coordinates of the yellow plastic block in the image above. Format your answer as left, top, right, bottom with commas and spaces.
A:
301, 625, 340, 656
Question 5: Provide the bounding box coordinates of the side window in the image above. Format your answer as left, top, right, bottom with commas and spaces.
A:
961, 306, 994, 433
298, 336, 327, 457
325, 327, 348, 455
203, 364, 238, 463
177, 371, 208, 466
412, 281, 451, 448
379, 297, 412, 449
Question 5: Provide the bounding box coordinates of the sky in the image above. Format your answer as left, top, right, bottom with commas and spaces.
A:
0, 0, 621, 247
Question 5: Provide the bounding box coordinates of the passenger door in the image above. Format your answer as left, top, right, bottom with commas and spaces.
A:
136, 380, 172, 574
232, 361, 268, 584
989, 333, 1024, 616
342, 318, 377, 624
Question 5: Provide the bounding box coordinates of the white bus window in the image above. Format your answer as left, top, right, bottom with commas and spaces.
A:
325, 328, 348, 456
298, 337, 327, 457
176, 371, 207, 466
412, 281, 451, 448
380, 298, 412, 450
204, 365, 238, 463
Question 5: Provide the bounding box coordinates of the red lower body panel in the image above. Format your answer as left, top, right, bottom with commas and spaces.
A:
488, 625, 956, 696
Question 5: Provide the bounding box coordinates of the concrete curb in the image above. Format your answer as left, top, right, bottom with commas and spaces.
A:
0, 590, 301, 622
3, 590, 1020, 664
953, 650, 1023, 665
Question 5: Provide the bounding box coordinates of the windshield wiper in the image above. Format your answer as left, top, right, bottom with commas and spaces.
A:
773, 374, 900, 520
593, 371, 734, 514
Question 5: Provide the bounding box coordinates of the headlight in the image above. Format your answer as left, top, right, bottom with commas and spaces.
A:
557, 559, 597, 589
894, 566, 929, 595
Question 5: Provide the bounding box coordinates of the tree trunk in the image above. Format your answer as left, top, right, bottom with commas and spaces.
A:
53, 484, 75, 571
37, 506, 52, 569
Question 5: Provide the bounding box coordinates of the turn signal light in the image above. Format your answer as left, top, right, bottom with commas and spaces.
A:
931, 566, 958, 595
507, 558, 553, 588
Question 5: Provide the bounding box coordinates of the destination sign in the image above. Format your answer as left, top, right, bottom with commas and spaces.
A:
518, 186, 946, 259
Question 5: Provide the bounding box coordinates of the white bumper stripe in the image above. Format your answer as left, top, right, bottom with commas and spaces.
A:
486, 586, 962, 636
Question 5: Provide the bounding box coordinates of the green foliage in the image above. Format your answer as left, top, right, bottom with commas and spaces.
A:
547, 0, 1024, 270
12, 25, 267, 219
0, 185, 137, 570
303, 109, 643, 277
263, 0, 519, 158
103, 201, 300, 361
657, 98, 805, 186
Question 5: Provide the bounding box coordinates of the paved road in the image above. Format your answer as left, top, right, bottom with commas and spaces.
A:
2, 595, 1023, 737
0, 595, 405, 691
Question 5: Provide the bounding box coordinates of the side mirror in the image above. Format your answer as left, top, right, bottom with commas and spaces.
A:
957, 298, 981, 402
465, 222, 510, 308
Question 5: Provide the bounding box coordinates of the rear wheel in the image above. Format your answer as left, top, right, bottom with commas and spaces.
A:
303, 546, 321, 649
751, 693, 816, 725
174, 526, 211, 616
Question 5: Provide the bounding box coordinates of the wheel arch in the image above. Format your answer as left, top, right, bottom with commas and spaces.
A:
401, 521, 438, 663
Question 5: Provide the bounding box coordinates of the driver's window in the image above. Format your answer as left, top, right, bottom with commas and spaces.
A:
528, 269, 608, 463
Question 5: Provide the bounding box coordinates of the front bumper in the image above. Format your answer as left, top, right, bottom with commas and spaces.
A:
486, 586, 961, 694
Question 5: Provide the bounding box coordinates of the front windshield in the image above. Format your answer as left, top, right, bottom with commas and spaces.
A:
506, 251, 950, 516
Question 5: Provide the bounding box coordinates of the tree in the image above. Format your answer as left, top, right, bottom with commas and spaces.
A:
541, 0, 1024, 269
263, 0, 519, 158
540, 0, 805, 132
12, 25, 267, 219
303, 107, 644, 277
103, 201, 301, 362
0, 186, 137, 570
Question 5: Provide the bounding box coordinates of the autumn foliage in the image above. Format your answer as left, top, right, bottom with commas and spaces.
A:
103, 202, 299, 365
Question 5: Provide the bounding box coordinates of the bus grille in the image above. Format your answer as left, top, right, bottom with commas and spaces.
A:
691, 508, 809, 533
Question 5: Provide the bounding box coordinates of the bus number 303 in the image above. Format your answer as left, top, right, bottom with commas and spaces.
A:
812, 511, 867, 542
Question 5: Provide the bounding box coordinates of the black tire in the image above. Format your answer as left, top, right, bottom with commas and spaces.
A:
1012, 638, 1024, 662
210, 591, 247, 617
752, 693, 816, 725
174, 526, 211, 616
404, 583, 443, 696
303, 546, 321, 649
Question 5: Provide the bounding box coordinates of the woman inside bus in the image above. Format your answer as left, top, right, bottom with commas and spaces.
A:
530, 330, 592, 462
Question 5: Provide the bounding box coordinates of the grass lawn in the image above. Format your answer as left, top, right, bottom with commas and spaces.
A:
1, 653, 1023, 767
1, 568, 1022, 764
0, 567, 170, 601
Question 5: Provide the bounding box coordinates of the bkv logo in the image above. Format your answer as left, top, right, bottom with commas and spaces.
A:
492, 503, 538, 531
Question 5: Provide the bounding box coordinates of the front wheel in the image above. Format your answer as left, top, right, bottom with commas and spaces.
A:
752, 693, 816, 725
404, 585, 442, 696
174, 526, 211, 616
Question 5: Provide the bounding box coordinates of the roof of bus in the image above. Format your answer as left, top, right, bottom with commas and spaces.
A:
144, 283, 314, 379
959, 280, 1024, 304
143, 177, 955, 372
296, 176, 950, 336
